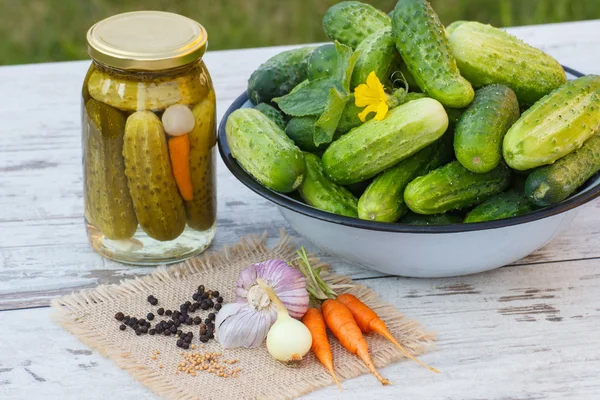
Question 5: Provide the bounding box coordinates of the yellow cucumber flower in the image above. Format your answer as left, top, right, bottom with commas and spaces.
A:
354, 71, 389, 122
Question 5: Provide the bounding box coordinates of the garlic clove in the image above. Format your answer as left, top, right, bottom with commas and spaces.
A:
161, 104, 195, 136
215, 302, 276, 348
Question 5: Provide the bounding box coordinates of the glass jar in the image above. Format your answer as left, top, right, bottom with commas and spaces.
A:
82, 11, 216, 264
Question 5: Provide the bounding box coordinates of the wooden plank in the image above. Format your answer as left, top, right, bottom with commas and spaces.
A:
1, 20, 600, 311
1, 258, 599, 399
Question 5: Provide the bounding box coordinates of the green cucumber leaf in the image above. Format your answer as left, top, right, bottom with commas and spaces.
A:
273, 78, 334, 117
333, 41, 361, 94
314, 86, 348, 146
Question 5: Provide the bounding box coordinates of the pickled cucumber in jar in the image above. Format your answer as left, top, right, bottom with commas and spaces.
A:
83, 12, 217, 264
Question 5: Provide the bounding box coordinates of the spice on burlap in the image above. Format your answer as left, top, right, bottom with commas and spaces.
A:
51, 233, 436, 400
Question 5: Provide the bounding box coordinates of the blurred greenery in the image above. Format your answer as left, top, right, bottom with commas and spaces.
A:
1, 0, 599, 65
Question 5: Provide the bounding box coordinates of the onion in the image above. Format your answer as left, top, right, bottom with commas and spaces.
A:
256, 278, 312, 365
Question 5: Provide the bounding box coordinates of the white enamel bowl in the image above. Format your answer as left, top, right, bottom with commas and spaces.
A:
218, 67, 600, 277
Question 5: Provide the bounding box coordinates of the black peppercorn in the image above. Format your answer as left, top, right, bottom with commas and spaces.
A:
193, 316, 201, 325
115, 312, 125, 321
207, 299, 214, 307
165, 309, 172, 316
185, 317, 193, 325
186, 332, 193, 338
164, 330, 171, 336
199, 335, 209, 343
170, 326, 177, 334
189, 304, 197, 313
208, 313, 216, 321
136, 329, 143, 336
208, 332, 214, 339
198, 285, 205, 293
157, 308, 164, 316
124, 315, 130, 320
137, 318, 145, 325
183, 343, 190, 350
216, 296, 224, 304
174, 320, 181, 328
156, 326, 164, 334
178, 315, 186, 323
176, 329, 183, 336
192, 293, 199, 301
200, 292, 209, 300
193, 302, 201, 308
149, 329, 156, 336
200, 301, 210, 310
145, 322, 151, 328
130, 317, 138, 324
176, 340, 183, 348
147, 313, 154, 321
119, 324, 126, 331
214, 303, 222, 311
141, 326, 148, 333
180, 304, 188, 313
147, 295, 158, 306
204, 318, 211, 325
212, 291, 220, 298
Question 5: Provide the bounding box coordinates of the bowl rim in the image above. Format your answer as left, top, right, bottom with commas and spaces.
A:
218, 66, 600, 234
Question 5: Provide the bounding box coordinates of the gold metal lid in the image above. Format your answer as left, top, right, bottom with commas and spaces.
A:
87, 11, 207, 71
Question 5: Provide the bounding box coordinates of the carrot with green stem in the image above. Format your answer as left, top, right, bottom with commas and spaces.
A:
337, 293, 439, 374
296, 247, 438, 375
302, 308, 343, 390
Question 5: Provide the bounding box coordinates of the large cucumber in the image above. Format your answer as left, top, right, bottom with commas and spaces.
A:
298, 153, 358, 217
247, 46, 315, 104
186, 91, 217, 231
399, 212, 463, 225
322, 97, 449, 184
391, 0, 474, 108
350, 27, 399, 89
404, 161, 512, 214
447, 21, 567, 105
123, 111, 186, 241
323, 1, 391, 49
357, 133, 453, 222
503, 75, 600, 171
454, 85, 520, 173
525, 133, 600, 206
307, 44, 338, 81
226, 108, 306, 193
464, 190, 535, 223
84, 99, 138, 240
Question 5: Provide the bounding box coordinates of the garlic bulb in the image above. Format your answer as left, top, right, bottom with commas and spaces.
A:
215, 259, 309, 348
236, 259, 309, 319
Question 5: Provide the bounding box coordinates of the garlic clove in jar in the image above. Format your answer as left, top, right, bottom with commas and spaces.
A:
162, 104, 195, 136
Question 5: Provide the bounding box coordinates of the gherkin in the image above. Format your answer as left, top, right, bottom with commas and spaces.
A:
323, 1, 391, 49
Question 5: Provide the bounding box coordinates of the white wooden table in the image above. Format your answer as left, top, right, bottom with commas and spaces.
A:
1, 20, 600, 400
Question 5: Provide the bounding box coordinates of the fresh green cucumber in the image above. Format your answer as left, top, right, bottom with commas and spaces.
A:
463, 190, 535, 223
357, 132, 453, 222
404, 161, 512, 214
525, 133, 600, 206
298, 152, 358, 217
391, 0, 474, 108
350, 27, 399, 89
503, 75, 600, 170
226, 108, 305, 193
323, 1, 391, 49
322, 97, 449, 184
285, 116, 325, 152
307, 44, 338, 81
454, 85, 520, 173
399, 212, 463, 225
254, 103, 286, 130
448, 21, 567, 105
247, 46, 315, 104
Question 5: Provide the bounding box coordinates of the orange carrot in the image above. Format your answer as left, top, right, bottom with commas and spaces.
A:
337, 293, 439, 374
322, 299, 390, 385
302, 308, 343, 391
168, 134, 193, 201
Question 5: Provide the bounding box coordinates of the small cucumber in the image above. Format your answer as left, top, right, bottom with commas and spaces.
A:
525, 133, 600, 206
399, 212, 463, 225
464, 190, 535, 223
448, 21, 567, 105
503, 75, 600, 170
247, 46, 315, 104
186, 91, 217, 231
454, 85, 520, 173
391, 0, 474, 108
123, 111, 186, 241
84, 99, 137, 240
404, 161, 512, 214
350, 27, 399, 89
322, 97, 449, 184
298, 152, 358, 217
307, 44, 338, 81
285, 116, 323, 152
323, 1, 391, 49
254, 103, 286, 130
226, 108, 306, 193
358, 132, 453, 222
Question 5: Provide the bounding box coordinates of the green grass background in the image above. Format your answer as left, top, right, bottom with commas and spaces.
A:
1, 0, 599, 65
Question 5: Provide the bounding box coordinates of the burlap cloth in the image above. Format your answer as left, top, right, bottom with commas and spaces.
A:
51, 233, 436, 400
